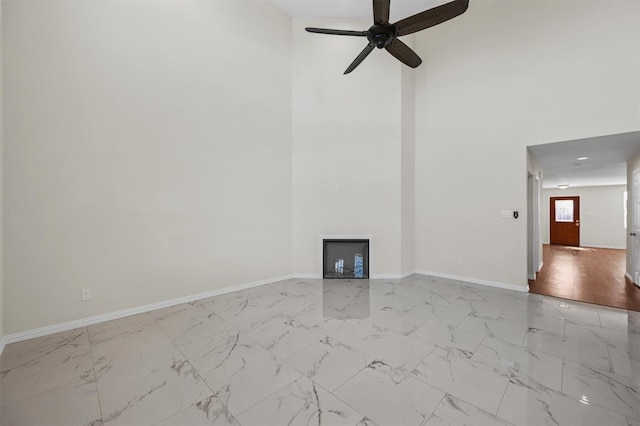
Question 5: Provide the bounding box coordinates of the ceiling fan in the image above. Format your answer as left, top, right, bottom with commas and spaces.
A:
305, 0, 469, 74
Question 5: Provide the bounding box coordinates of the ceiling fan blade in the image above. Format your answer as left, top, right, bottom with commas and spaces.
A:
344, 43, 376, 74
394, 0, 469, 37
373, 0, 391, 25
305, 27, 368, 37
385, 39, 422, 68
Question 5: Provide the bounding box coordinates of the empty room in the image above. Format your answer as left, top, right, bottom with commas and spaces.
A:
1, 0, 639, 425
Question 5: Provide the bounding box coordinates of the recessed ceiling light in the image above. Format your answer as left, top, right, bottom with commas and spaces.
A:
558, 184, 569, 189
576, 156, 588, 161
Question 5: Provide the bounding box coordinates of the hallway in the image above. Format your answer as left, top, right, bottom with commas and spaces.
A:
529, 244, 640, 311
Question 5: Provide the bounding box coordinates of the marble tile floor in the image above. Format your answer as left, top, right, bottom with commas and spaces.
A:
1, 275, 639, 426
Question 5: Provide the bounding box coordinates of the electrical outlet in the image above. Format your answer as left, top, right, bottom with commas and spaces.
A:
81, 289, 93, 301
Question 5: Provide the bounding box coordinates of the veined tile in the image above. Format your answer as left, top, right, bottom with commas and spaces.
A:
498, 308, 566, 337
410, 319, 485, 353
413, 347, 510, 415
153, 395, 240, 426
471, 337, 563, 392
195, 333, 301, 415
366, 306, 428, 335
457, 315, 527, 346
425, 394, 513, 426
562, 360, 640, 420
408, 302, 470, 327
313, 317, 380, 345
88, 313, 169, 359
285, 336, 370, 391
177, 329, 254, 374
448, 298, 507, 320
95, 338, 212, 426
391, 281, 454, 307
536, 301, 601, 327
0, 329, 94, 407
247, 318, 321, 359
629, 311, 640, 334
197, 290, 253, 320
598, 309, 630, 331
523, 327, 614, 372
291, 302, 326, 328
0, 328, 89, 371
151, 303, 236, 347
609, 346, 640, 378
498, 377, 628, 426
352, 329, 435, 371
236, 376, 366, 426
0, 380, 102, 426
334, 360, 445, 426
565, 320, 639, 354
218, 300, 297, 334
322, 280, 371, 320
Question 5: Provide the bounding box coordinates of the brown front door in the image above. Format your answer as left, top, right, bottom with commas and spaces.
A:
550, 196, 580, 246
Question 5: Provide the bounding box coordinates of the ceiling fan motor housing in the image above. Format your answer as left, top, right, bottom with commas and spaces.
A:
368, 24, 395, 48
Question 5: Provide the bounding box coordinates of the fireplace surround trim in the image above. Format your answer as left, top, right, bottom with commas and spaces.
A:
319, 234, 373, 279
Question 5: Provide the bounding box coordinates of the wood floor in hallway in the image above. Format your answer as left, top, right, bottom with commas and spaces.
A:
529, 244, 640, 311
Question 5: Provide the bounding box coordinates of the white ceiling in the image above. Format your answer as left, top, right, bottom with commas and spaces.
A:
528, 132, 640, 189
271, 0, 449, 21
272, 1, 640, 190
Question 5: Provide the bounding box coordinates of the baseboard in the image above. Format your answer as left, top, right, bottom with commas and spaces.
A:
2, 270, 530, 347
625, 272, 640, 287
371, 274, 404, 279
2, 274, 295, 346
582, 244, 626, 250
414, 270, 530, 293
528, 273, 536, 280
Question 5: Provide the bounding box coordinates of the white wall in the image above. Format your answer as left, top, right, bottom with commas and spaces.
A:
3, 0, 292, 334
291, 18, 411, 277
414, 0, 639, 288
542, 186, 627, 249
401, 62, 416, 275
0, 0, 4, 350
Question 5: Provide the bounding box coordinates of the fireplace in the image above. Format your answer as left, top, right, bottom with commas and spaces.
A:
323, 239, 369, 279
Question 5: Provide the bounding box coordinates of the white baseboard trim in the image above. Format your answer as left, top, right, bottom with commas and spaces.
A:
625, 272, 640, 287
538, 261, 544, 272
2, 270, 530, 347
528, 273, 536, 280
414, 270, 530, 293
582, 244, 626, 250
371, 274, 403, 279
2, 274, 295, 346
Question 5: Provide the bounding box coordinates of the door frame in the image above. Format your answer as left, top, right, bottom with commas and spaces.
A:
630, 169, 640, 286
527, 172, 540, 280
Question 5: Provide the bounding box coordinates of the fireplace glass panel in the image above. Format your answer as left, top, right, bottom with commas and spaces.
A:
323, 239, 369, 279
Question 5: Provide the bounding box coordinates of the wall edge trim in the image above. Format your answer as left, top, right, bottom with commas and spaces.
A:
3, 274, 295, 345
414, 270, 530, 292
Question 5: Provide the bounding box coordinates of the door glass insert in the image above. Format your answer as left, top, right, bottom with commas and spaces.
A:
555, 199, 574, 222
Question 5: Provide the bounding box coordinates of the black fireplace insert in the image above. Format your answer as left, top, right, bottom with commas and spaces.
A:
323, 239, 369, 279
